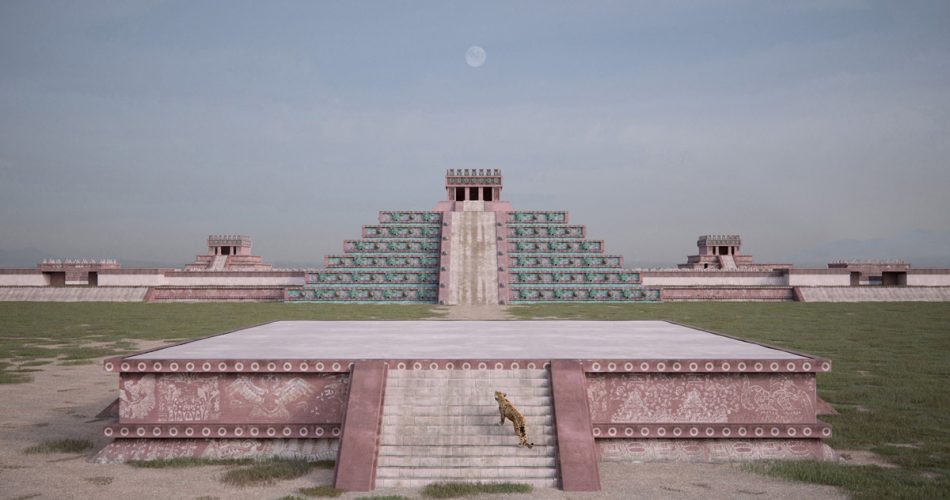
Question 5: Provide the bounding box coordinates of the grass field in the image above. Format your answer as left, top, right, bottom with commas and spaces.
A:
0, 302, 441, 382
511, 302, 950, 499
0, 301, 947, 498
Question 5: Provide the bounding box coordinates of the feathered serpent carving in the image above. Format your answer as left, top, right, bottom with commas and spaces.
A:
226, 375, 314, 418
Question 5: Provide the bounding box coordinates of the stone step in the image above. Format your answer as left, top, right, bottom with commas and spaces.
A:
383, 396, 551, 407
382, 415, 554, 426
378, 444, 556, 457
375, 466, 557, 480
375, 477, 559, 489
377, 455, 556, 468
380, 424, 555, 437
383, 405, 552, 417
386, 376, 550, 385
387, 369, 548, 379
379, 434, 557, 446
385, 387, 551, 398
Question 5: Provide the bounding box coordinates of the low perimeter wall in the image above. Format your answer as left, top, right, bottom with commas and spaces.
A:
0, 270, 49, 286
146, 286, 287, 302
660, 287, 796, 301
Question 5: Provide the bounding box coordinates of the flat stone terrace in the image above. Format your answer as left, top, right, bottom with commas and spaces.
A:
114, 321, 829, 376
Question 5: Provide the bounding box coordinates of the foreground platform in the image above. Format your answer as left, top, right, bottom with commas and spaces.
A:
98, 320, 833, 491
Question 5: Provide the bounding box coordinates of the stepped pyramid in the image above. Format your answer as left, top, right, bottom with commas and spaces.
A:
287, 169, 659, 303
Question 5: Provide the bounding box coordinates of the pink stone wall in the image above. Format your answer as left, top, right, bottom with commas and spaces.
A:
659, 287, 795, 301
598, 439, 835, 462
586, 373, 817, 424
118, 373, 348, 424
147, 287, 288, 302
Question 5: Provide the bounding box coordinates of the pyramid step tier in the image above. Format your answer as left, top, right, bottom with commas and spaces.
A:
305, 271, 439, 284
507, 211, 568, 224
324, 255, 440, 268
508, 254, 624, 268
507, 225, 585, 238
509, 286, 660, 302
378, 211, 443, 224
509, 240, 603, 253
509, 271, 641, 284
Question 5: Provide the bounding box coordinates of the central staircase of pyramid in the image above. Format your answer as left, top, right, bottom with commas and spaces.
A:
375, 369, 558, 488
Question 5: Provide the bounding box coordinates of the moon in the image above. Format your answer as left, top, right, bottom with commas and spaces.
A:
465, 46, 486, 68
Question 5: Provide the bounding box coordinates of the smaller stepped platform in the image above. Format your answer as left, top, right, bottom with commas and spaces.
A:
377, 369, 558, 488
99, 320, 833, 492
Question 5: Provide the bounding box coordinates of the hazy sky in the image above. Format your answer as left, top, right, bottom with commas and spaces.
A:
1, 1, 948, 267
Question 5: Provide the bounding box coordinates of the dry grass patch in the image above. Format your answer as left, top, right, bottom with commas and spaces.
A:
22, 438, 93, 455
296, 485, 344, 497
421, 481, 532, 498
219, 459, 319, 487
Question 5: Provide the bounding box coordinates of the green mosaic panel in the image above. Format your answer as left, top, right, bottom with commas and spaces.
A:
307, 271, 438, 284
364, 225, 441, 238
288, 286, 438, 302
510, 287, 660, 302
509, 271, 640, 284
508, 225, 584, 238
378, 211, 443, 224
325, 255, 440, 268
343, 239, 441, 253
509, 240, 603, 253
508, 211, 568, 223
509, 255, 623, 268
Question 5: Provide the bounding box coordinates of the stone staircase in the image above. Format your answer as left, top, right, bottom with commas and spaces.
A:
718, 254, 738, 270
375, 369, 558, 488
446, 205, 499, 305
209, 255, 228, 271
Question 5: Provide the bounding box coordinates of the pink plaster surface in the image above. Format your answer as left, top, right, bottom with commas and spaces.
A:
598, 438, 836, 462
117, 373, 348, 424
125, 321, 808, 361
550, 360, 601, 491
93, 438, 339, 464
334, 361, 387, 491
586, 373, 817, 424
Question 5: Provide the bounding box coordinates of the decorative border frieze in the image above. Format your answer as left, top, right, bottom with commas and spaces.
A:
591, 422, 831, 439
581, 359, 831, 373
104, 423, 342, 439
104, 357, 830, 374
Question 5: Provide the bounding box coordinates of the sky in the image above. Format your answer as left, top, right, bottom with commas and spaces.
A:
1, 0, 949, 268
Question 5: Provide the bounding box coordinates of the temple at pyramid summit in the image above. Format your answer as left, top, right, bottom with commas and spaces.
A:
288, 168, 659, 305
